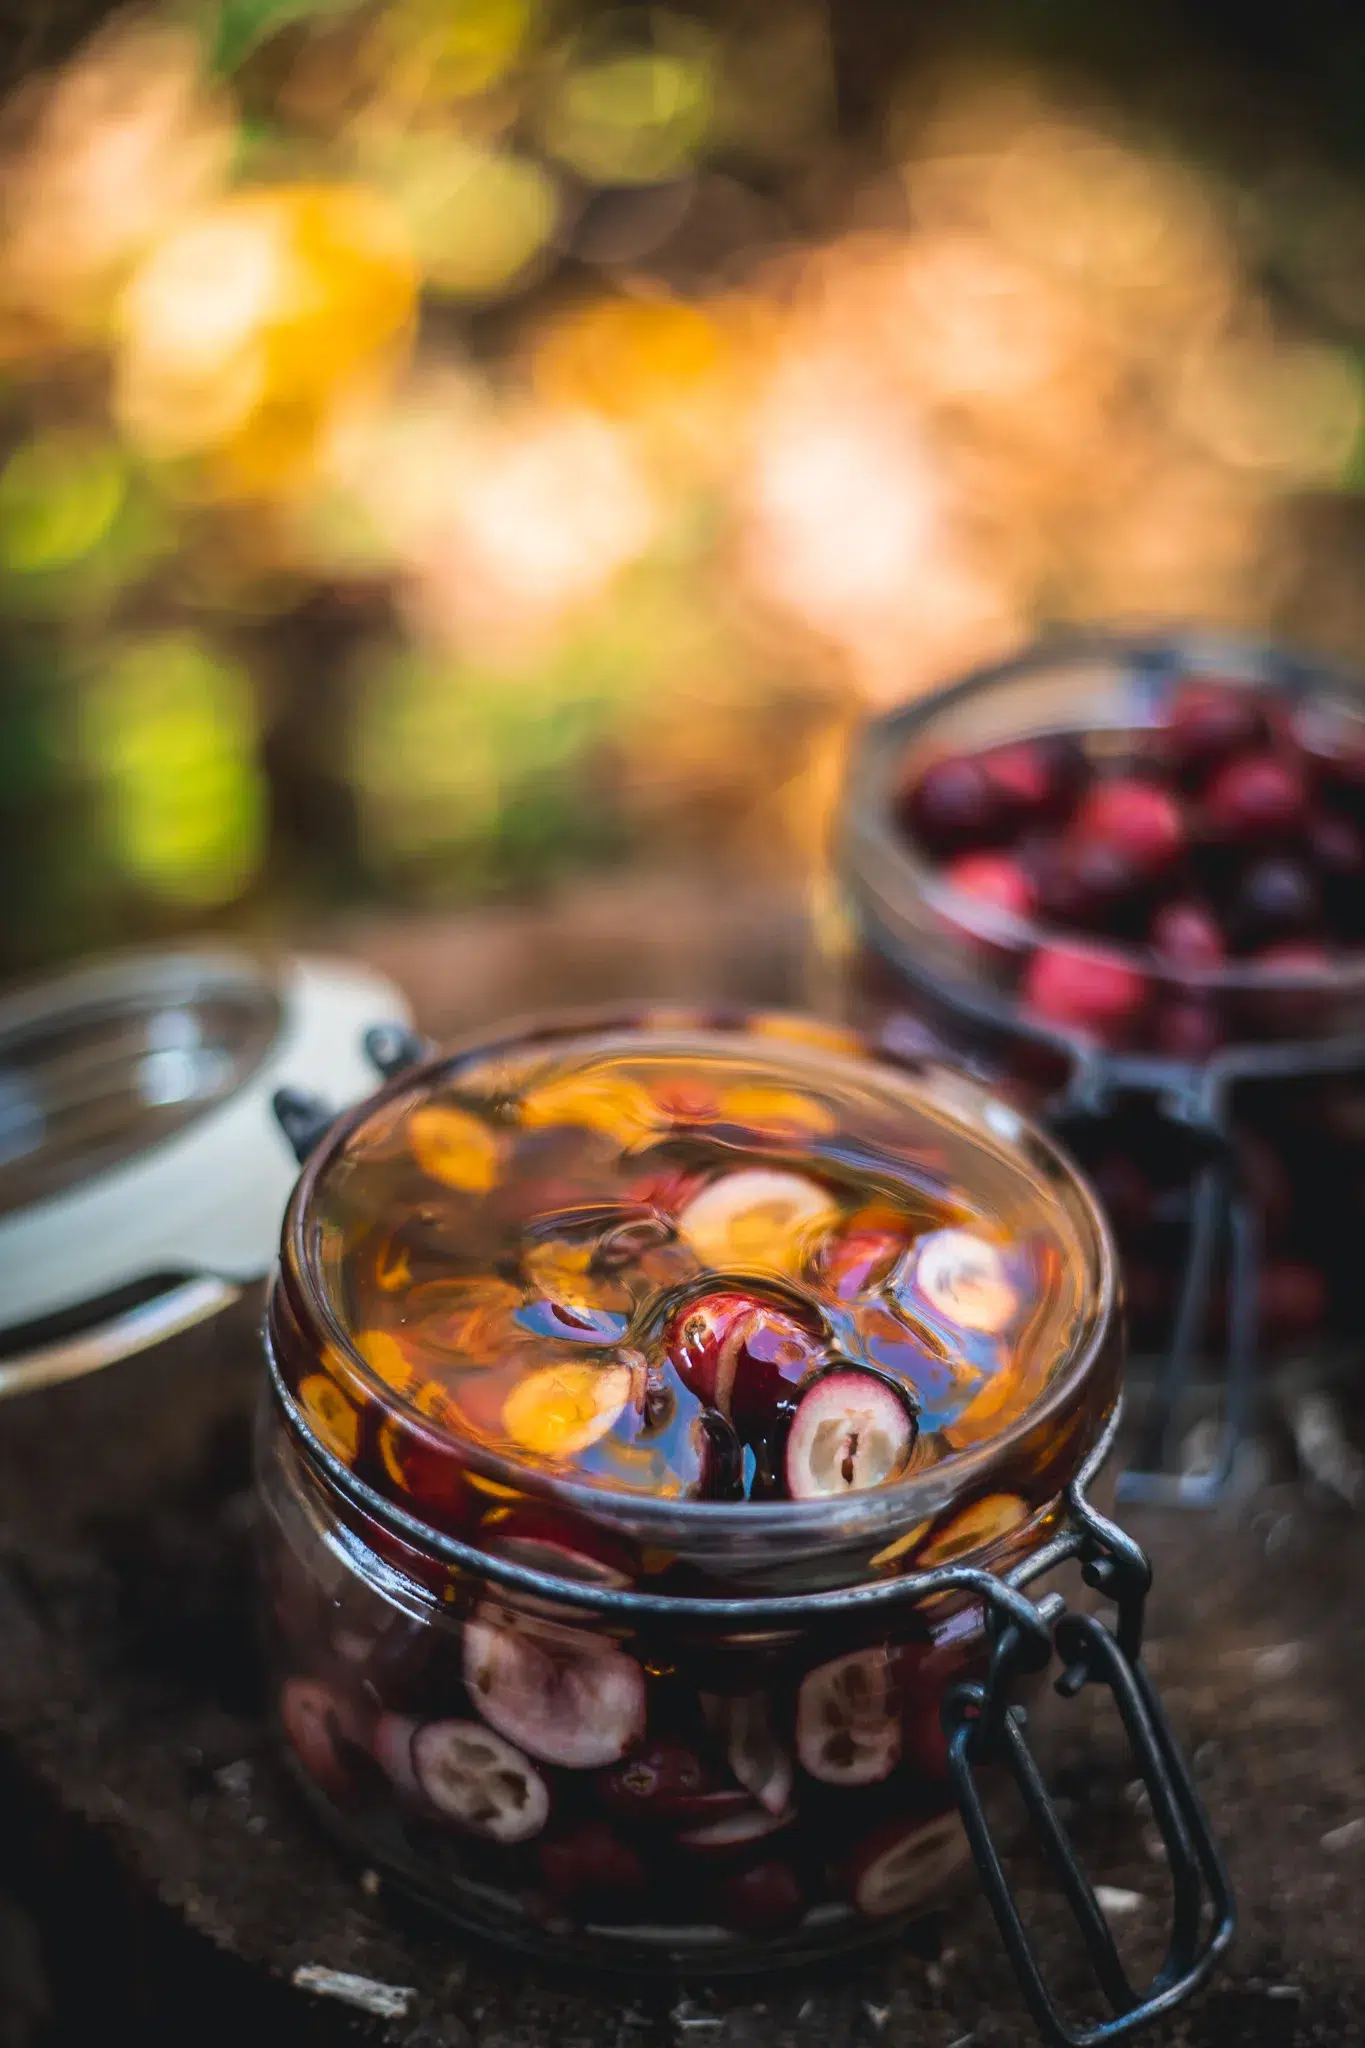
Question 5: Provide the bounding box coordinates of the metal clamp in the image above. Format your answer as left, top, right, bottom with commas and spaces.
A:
945, 1455, 1235, 2046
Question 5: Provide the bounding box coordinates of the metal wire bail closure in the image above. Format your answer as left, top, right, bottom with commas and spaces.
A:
945, 1419, 1235, 2047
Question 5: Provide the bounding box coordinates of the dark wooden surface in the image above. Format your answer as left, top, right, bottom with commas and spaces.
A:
2, 883, 1364, 2048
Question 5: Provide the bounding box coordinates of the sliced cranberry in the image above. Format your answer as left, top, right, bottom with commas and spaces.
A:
624, 1163, 708, 1219
814, 1224, 907, 1301
692, 1408, 745, 1499
463, 1605, 646, 1769
901, 755, 1005, 855
942, 851, 1036, 924
599, 1741, 716, 1822
980, 736, 1088, 824
1203, 751, 1307, 842
718, 1693, 795, 1817
372, 1711, 422, 1799
279, 1677, 365, 1799
709, 1858, 806, 1936
910, 1228, 1019, 1335
666, 1291, 824, 1438
1021, 943, 1149, 1041
664, 1291, 755, 1407
1231, 857, 1321, 945
411, 1720, 550, 1843
1150, 900, 1225, 968
1073, 777, 1184, 875
784, 1369, 916, 1500
1159, 678, 1265, 778
842, 1811, 969, 1919
538, 1820, 647, 1902
796, 1647, 901, 1786
676, 1805, 796, 1855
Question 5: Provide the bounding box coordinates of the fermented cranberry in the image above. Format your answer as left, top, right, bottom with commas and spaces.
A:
1032, 838, 1144, 932
664, 1292, 756, 1407
1231, 858, 1321, 945
1073, 778, 1185, 874
1150, 900, 1225, 968
664, 1292, 822, 1436
1153, 1000, 1222, 1063
709, 1858, 806, 1935
1159, 679, 1265, 778
815, 1225, 907, 1301
1021, 944, 1149, 1041
980, 737, 1087, 823
538, 1822, 648, 1903
1203, 752, 1307, 841
942, 852, 1036, 922
902, 756, 1005, 854
599, 1742, 716, 1822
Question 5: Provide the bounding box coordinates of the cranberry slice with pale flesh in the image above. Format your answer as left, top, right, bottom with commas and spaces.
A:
676, 1805, 796, 1854
814, 1224, 908, 1301
664, 1291, 824, 1438
910, 1229, 1018, 1336
784, 1368, 916, 1500
843, 1811, 970, 1918
463, 1606, 646, 1769
796, 1648, 902, 1786
280, 1677, 366, 1799
719, 1693, 796, 1817
410, 1720, 550, 1843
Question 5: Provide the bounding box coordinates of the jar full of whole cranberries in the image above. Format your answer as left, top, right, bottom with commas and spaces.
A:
833, 631, 1365, 1498
258, 1006, 1229, 2034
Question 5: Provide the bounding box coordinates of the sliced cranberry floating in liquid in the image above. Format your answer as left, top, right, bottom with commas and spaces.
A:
1203, 751, 1307, 841
785, 1368, 916, 1500
942, 852, 1037, 923
710, 1858, 806, 1936
814, 1224, 908, 1302
538, 1820, 647, 1901
796, 1647, 902, 1786
902, 755, 1005, 855
676, 1805, 796, 1854
279, 1677, 365, 1799
675, 1168, 840, 1275
843, 1811, 970, 1919
1021, 942, 1149, 1041
410, 1719, 550, 1842
720, 1694, 796, 1818
598, 1741, 716, 1822
1072, 777, 1185, 874
463, 1605, 646, 1769
664, 1291, 756, 1407
909, 1229, 1018, 1335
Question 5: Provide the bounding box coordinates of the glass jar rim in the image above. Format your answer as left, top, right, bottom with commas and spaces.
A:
275, 1002, 1120, 1554
845, 624, 1365, 1006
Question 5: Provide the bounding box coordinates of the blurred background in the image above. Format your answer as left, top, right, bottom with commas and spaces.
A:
6, 0, 1365, 983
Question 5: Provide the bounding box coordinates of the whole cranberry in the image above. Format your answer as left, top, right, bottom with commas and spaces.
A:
1232, 858, 1321, 946
981, 737, 1088, 824
539, 1823, 648, 1903
1150, 900, 1226, 968
942, 852, 1036, 922
1073, 777, 1185, 875
709, 1858, 806, 1935
665, 1292, 756, 1407
902, 756, 1004, 855
1159, 678, 1265, 778
599, 1742, 716, 1822
1203, 752, 1307, 842
1153, 999, 1223, 1063
1031, 837, 1145, 933
1021, 944, 1149, 1041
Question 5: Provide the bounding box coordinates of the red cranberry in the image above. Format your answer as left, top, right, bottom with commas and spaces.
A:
538, 1822, 648, 1903
980, 737, 1087, 823
599, 1742, 716, 1822
1153, 999, 1223, 1063
902, 755, 1005, 854
665, 1292, 756, 1407
709, 1858, 806, 1936
664, 1292, 822, 1436
1072, 777, 1185, 875
1150, 900, 1225, 968
1231, 858, 1321, 945
1259, 1260, 1327, 1339
1021, 944, 1149, 1041
1159, 678, 1265, 778
1032, 837, 1145, 932
1203, 752, 1307, 842
814, 1225, 907, 1301
942, 852, 1036, 922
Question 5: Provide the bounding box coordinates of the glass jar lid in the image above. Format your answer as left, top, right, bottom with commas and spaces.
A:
275, 1010, 1117, 1553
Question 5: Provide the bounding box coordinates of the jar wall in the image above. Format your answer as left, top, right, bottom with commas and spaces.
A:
256, 1394, 997, 1970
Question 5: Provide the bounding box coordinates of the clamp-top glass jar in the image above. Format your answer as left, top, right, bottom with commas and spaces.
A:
832, 630, 1365, 1499
257, 1008, 1230, 2040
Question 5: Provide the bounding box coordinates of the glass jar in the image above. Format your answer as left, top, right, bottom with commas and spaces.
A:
832, 630, 1365, 1496
256, 1007, 1229, 2032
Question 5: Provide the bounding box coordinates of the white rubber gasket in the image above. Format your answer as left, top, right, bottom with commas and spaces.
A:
0, 949, 410, 1382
